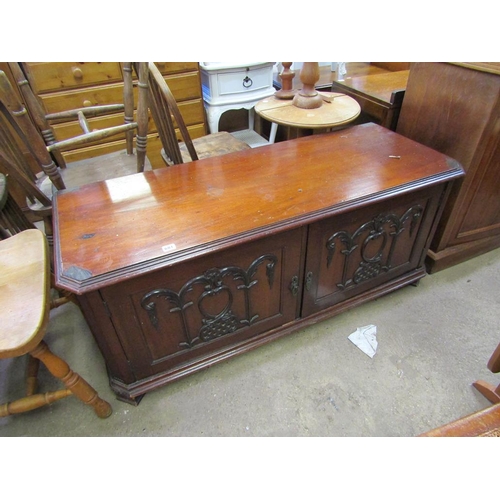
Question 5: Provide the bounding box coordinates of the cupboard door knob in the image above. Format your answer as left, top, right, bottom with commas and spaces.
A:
72, 67, 83, 79
289, 275, 299, 296
243, 76, 253, 88
305, 271, 313, 291
83, 100, 92, 107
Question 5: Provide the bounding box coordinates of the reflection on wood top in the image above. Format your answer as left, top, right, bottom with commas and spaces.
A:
54, 123, 464, 293
331, 70, 410, 105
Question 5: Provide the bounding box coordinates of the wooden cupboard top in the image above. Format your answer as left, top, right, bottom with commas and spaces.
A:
54, 123, 464, 293
331, 70, 410, 105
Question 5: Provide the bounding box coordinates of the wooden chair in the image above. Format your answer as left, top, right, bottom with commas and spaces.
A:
0, 181, 112, 418
420, 340, 500, 437
8, 62, 149, 174
473, 341, 500, 404
0, 63, 149, 252
146, 62, 251, 166
0, 172, 35, 238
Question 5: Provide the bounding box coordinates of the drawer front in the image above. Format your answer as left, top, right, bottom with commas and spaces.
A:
217, 66, 273, 96
40, 72, 201, 116
100, 228, 304, 381
155, 62, 199, 75
165, 72, 202, 101
26, 62, 123, 93
40, 83, 127, 115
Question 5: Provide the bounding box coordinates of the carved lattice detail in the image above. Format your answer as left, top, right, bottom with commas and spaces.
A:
140, 254, 278, 348
326, 205, 423, 290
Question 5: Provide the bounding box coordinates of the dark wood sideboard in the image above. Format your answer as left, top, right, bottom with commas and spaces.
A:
396, 62, 500, 272
53, 123, 464, 404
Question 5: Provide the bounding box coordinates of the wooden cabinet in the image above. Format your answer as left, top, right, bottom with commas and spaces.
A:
23, 62, 207, 168
330, 70, 409, 131
53, 123, 463, 404
396, 62, 500, 272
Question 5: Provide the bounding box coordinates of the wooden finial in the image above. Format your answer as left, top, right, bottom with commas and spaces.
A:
292, 62, 323, 109
275, 62, 296, 100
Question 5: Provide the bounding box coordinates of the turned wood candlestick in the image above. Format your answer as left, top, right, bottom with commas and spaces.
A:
275, 62, 296, 100
292, 62, 323, 109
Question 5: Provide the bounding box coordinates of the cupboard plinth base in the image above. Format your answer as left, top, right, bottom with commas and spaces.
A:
426, 234, 500, 273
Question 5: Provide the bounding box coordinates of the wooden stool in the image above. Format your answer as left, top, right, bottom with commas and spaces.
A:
0, 229, 112, 418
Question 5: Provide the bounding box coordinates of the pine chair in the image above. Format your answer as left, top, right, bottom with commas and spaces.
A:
0, 176, 112, 419
0, 63, 149, 252
147, 62, 251, 166
8, 62, 149, 174
0, 172, 35, 238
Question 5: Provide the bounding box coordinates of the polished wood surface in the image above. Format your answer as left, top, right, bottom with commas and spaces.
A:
332, 70, 409, 104
420, 403, 500, 437
330, 70, 409, 131
53, 123, 464, 403
55, 123, 462, 294
397, 62, 500, 271
255, 92, 361, 129
422, 338, 500, 437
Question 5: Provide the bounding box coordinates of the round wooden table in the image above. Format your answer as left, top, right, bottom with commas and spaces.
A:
255, 92, 361, 143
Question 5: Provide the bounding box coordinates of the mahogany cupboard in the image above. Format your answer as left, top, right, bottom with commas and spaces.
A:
396, 62, 500, 272
53, 124, 464, 404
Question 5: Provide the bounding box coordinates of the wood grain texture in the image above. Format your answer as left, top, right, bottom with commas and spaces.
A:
54, 123, 463, 294
0, 229, 49, 358
255, 92, 360, 128
396, 62, 500, 272
420, 403, 500, 437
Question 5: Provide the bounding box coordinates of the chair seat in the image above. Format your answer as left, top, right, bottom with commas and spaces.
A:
0, 229, 49, 358
38, 150, 153, 200
183, 131, 251, 162
161, 131, 251, 165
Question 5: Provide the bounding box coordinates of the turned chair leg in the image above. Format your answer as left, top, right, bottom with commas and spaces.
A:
0, 353, 71, 418
26, 355, 40, 396
472, 381, 500, 404
29, 341, 112, 418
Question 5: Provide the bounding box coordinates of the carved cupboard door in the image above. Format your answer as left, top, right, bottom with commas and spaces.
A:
301, 187, 443, 316
99, 228, 305, 381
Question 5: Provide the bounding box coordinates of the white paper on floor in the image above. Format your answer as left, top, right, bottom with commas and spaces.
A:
348, 324, 378, 358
